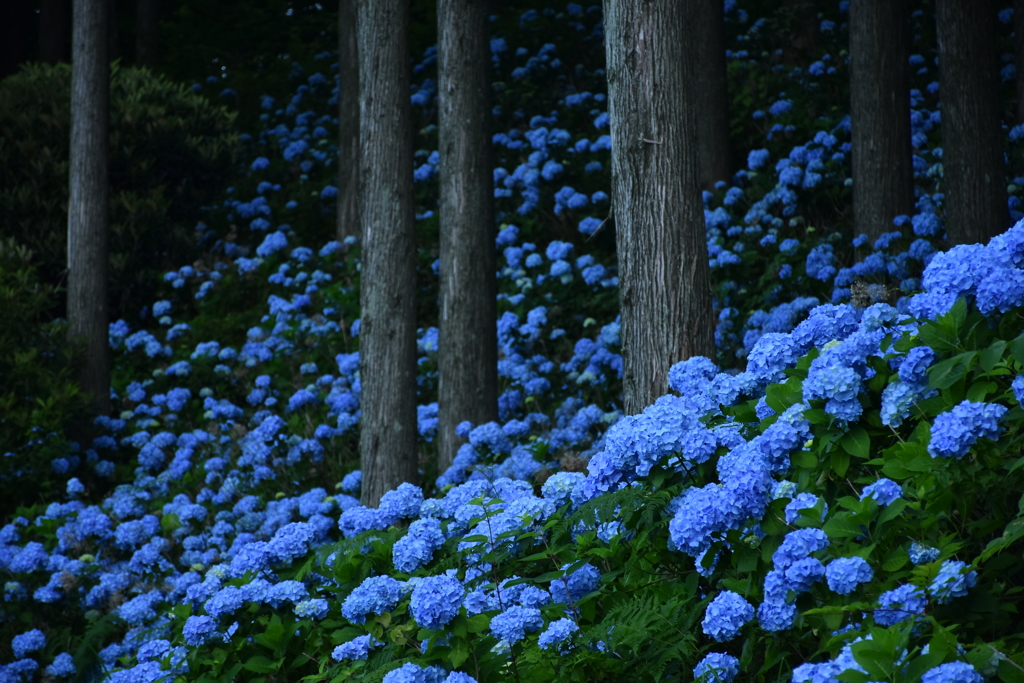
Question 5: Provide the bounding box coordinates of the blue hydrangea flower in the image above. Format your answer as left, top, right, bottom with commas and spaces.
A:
693, 652, 740, 682
928, 560, 977, 604
861, 479, 902, 506
537, 618, 579, 652
928, 401, 1008, 459
921, 662, 983, 683
551, 563, 601, 604
378, 483, 424, 525
784, 493, 826, 524
331, 635, 382, 662
410, 574, 464, 629
757, 595, 797, 632
898, 346, 937, 385
702, 591, 754, 641
875, 584, 927, 626
490, 605, 544, 644
393, 518, 445, 573
45, 652, 76, 678
1013, 375, 1024, 405
12, 629, 46, 658
825, 557, 873, 595
381, 663, 448, 683
183, 615, 218, 646
294, 598, 329, 619
909, 542, 941, 565
342, 576, 403, 624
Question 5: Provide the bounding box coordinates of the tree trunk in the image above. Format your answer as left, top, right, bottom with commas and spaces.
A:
135, 0, 159, 68
337, 0, 361, 241
68, 0, 111, 417
849, 0, 914, 242
436, 0, 499, 473
357, 0, 419, 506
40, 0, 71, 64
936, 0, 1008, 245
694, 0, 731, 190
603, 0, 716, 416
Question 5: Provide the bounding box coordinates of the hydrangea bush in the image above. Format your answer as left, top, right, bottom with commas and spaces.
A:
5, 2, 1024, 683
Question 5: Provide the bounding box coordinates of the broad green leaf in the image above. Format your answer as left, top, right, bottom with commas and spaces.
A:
980, 339, 1008, 373
841, 427, 871, 459
824, 516, 866, 539
882, 545, 909, 572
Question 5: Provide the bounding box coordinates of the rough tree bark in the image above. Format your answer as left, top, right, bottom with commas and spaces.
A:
135, 0, 159, 68
936, 0, 1009, 245
337, 0, 360, 241
849, 0, 914, 242
694, 0, 731, 190
436, 0, 499, 473
603, 0, 716, 416
357, 0, 419, 506
68, 0, 111, 416
40, 0, 71, 64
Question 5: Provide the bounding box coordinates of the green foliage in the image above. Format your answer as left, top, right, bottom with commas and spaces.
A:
0, 62, 240, 321
0, 239, 88, 516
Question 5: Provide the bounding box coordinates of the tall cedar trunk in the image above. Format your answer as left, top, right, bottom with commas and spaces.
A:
135, 0, 159, 68
1016, 0, 1024, 123
357, 0, 419, 506
694, 0, 731, 190
68, 0, 111, 417
40, 0, 71, 64
603, 0, 716, 416
937, 0, 1009, 245
337, 0, 360, 241
436, 0, 499, 473
849, 0, 914, 242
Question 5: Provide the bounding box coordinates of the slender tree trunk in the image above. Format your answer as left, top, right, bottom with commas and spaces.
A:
436, 0, 499, 473
849, 0, 914, 241
40, 0, 71, 64
603, 0, 716, 416
68, 0, 111, 417
337, 0, 361, 241
694, 0, 731, 190
936, 0, 1008, 245
135, 0, 159, 68
357, 0, 418, 506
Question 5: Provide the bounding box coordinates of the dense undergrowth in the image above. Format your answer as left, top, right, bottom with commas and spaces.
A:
4, 2, 1024, 682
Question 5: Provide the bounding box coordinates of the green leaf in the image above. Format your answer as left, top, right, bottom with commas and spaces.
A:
841, 427, 871, 459
466, 613, 490, 633
882, 545, 909, 572
766, 380, 803, 414
1010, 333, 1024, 367
980, 340, 1008, 373
966, 380, 998, 403
824, 516, 866, 539
849, 640, 895, 679
449, 638, 469, 668
928, 352, 976, 390
981, 518, 1024, 561
877, 498, 910, 526
831, 450, 851, 477
242, 656, 283, 674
